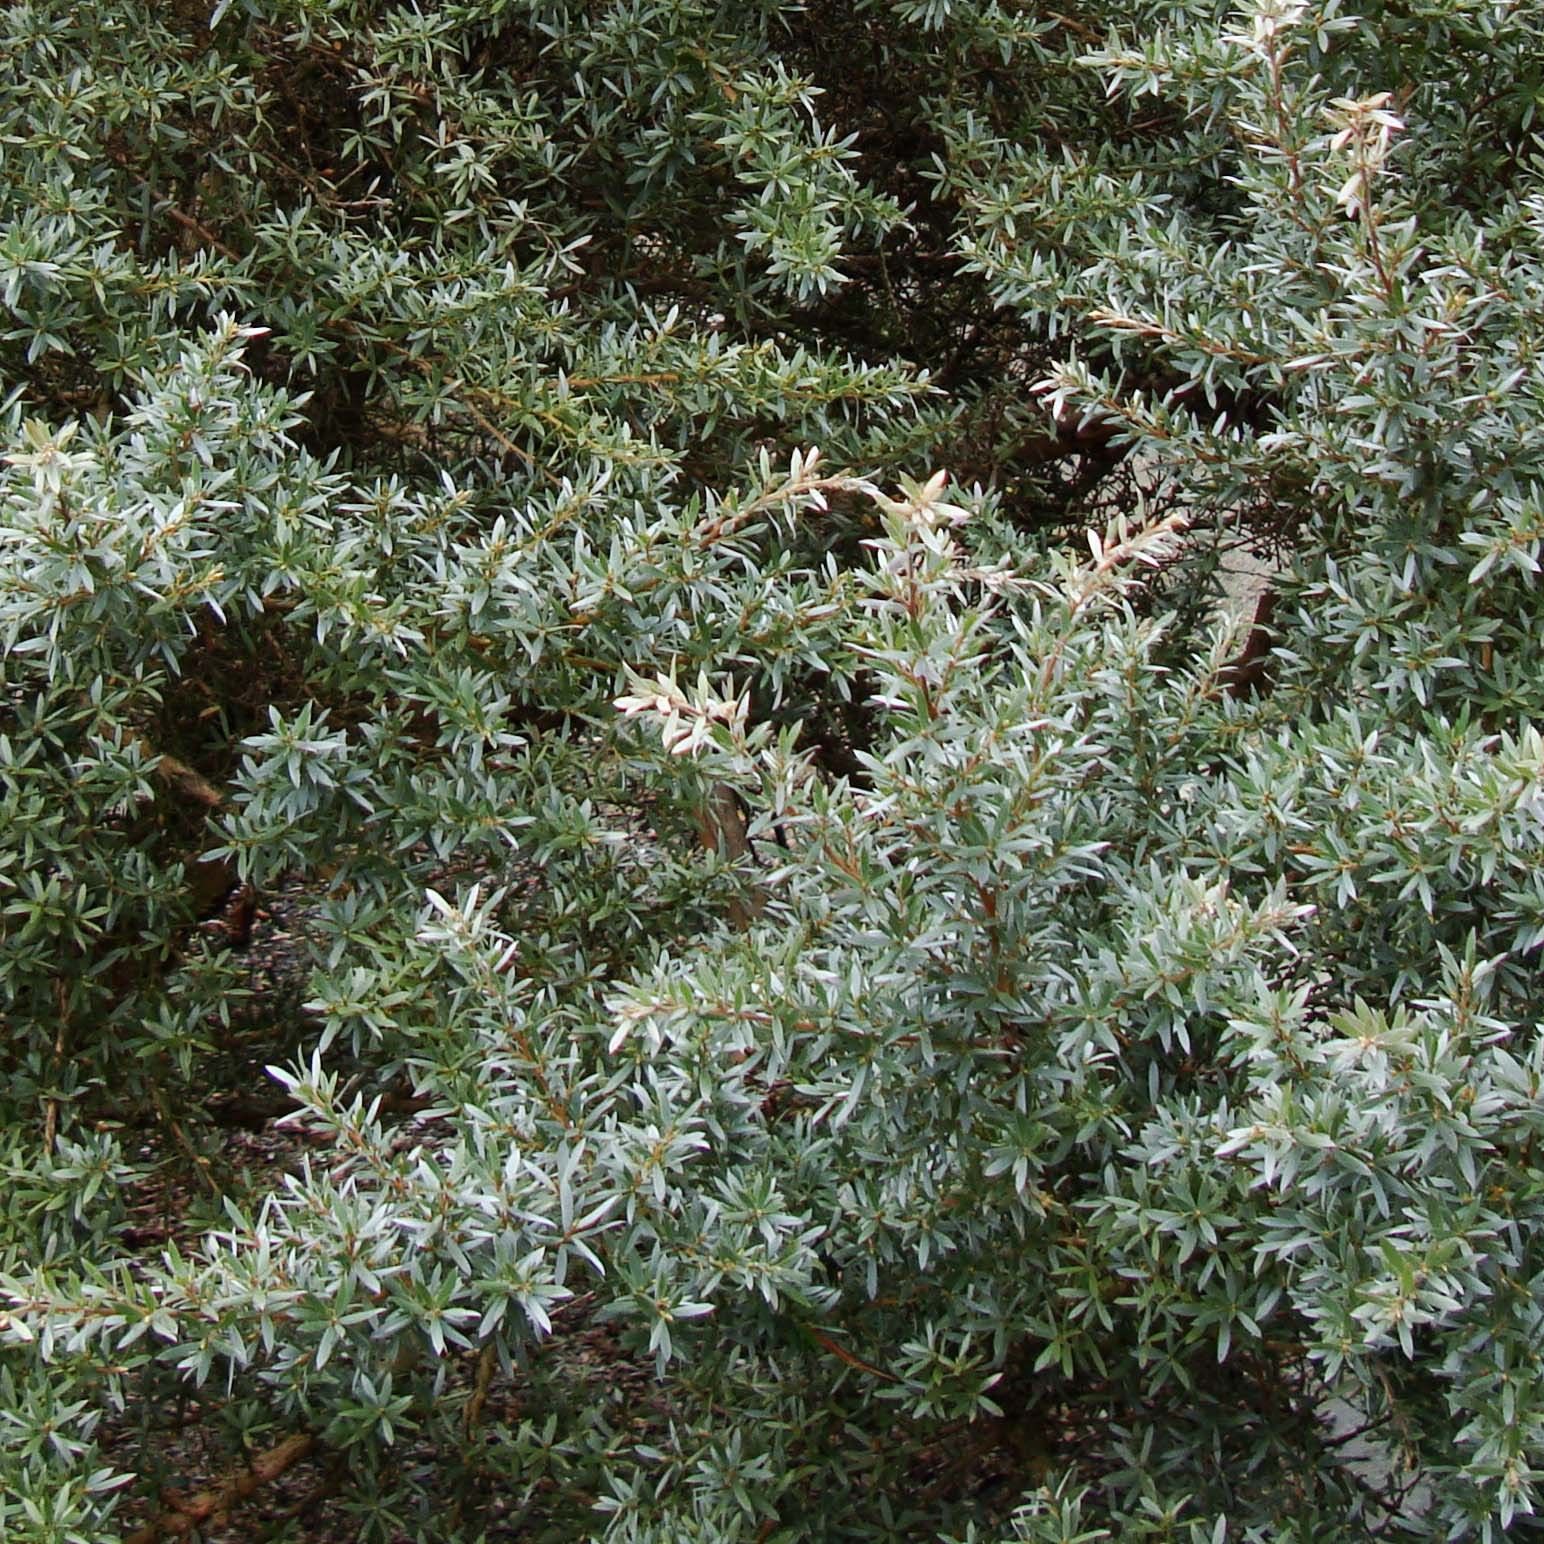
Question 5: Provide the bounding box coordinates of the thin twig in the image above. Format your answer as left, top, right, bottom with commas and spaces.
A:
159, 202, 242, 263
148, 1082, 221, 1199
42, 979, 69, 1155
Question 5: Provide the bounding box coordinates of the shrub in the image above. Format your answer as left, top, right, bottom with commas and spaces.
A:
3, 0, 1544, 1539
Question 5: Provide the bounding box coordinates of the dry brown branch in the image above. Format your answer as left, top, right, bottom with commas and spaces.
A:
124, 1432, 315, 1544
153, 751, 224, 810
806, 1326, 896, 1382
1217, 589, 1279, 698
1048, 10, 1102, 40
464, 1342, 498, 1437
695, 782, 765, 928
131, 736, 238, 912
157, 201, 242, 263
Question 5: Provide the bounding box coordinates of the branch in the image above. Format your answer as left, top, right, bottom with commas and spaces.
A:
124, 1433, 316, 1544
1217, 588, 1278, 698
153, 750, 224, 810
695, 782, 766, 928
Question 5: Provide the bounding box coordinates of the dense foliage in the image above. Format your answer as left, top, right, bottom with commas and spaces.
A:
4, 0, 1544, 1537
